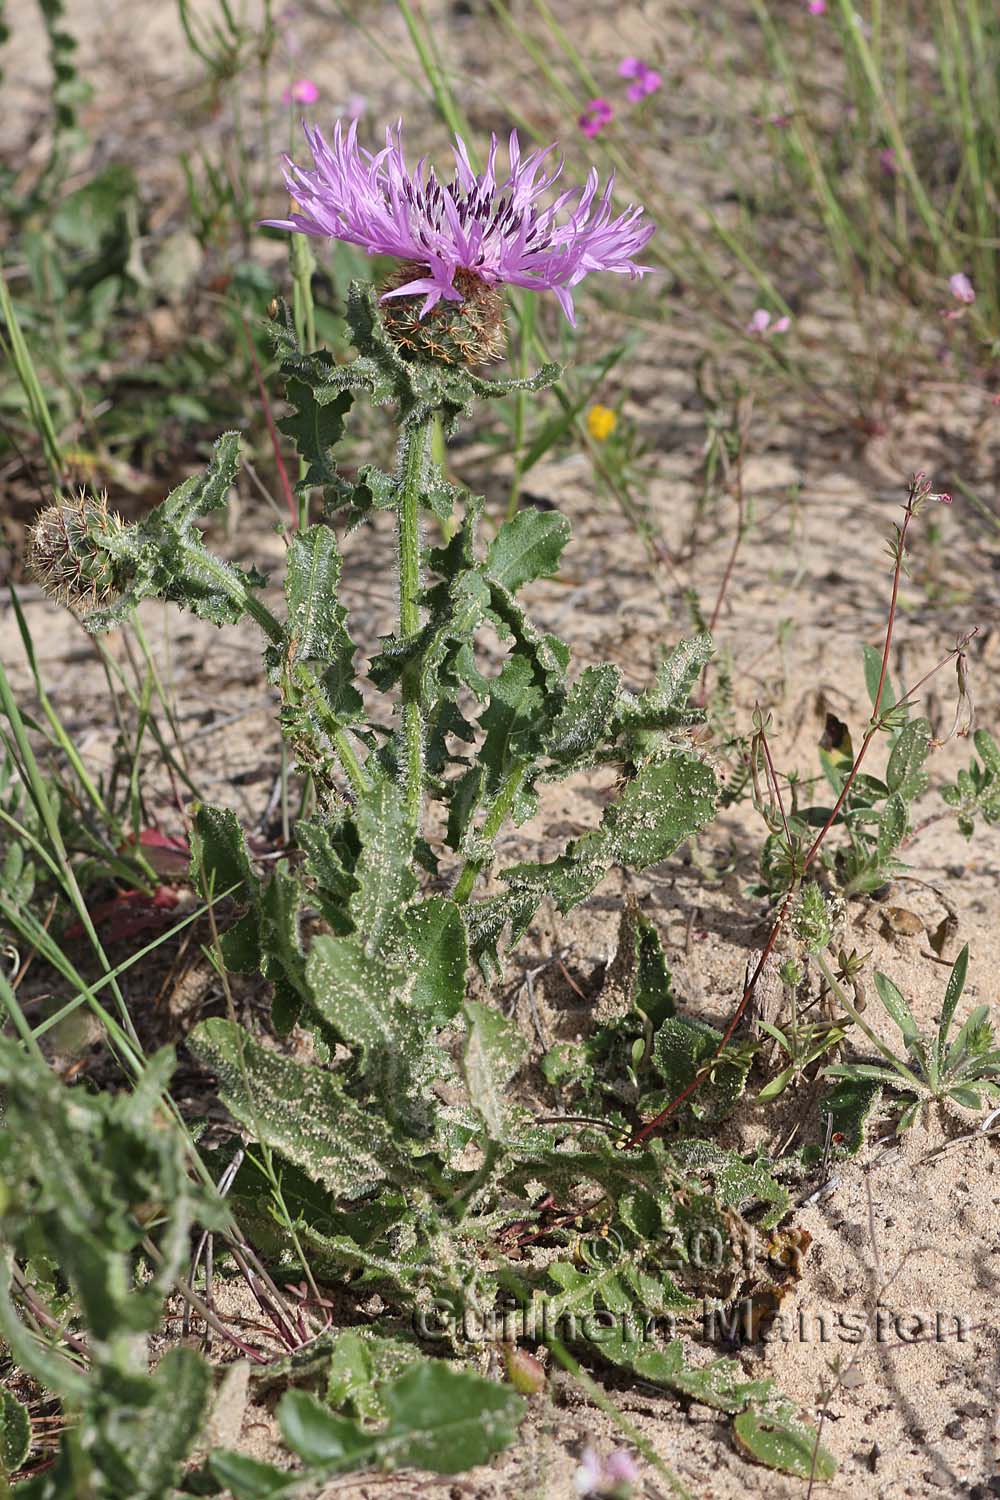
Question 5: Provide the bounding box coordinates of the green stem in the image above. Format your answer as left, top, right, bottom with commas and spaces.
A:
545, 1336, 694, 1500
395, 0, 471, 140
0, 267, 64, 483
505, 294, 534, 522
452, 764, 526, 904
197, 550, 368, 798
290, 234, 318, 531
398, 419, 432, 829
815, 953, 925, 1091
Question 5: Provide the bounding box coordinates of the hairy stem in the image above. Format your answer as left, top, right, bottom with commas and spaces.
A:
452, 764, 527, 904
196, 549, 368, 798
398, 418, 432, 830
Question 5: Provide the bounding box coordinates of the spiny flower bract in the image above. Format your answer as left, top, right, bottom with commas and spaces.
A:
263, 120, 654, 324
27, 491, 126, 610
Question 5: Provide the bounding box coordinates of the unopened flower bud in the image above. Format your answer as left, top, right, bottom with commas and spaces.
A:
502, 1342, 546, 1395
27, 490, 127, 610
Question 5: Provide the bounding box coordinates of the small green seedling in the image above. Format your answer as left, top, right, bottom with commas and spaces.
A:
825, 945, 1000, 1129
941, 729, 1000, 838
757, 1016, 847, 1103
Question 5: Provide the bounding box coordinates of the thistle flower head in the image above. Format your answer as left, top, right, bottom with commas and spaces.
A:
263, 120, 654, 328
27, 490, 126, 610
380, 261, 506, 367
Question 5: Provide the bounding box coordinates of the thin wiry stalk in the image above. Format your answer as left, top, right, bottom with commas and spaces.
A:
628, 479, 970, 1146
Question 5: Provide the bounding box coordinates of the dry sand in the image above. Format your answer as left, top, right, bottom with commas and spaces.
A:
2, 1, 999, 1496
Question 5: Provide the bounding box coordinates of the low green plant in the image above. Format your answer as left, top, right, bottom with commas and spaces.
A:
941, 728, 1000, 837
824, 944, 1000, 1130
0, 1039, 223, 1496
755, 961, 848, 1104
0, 1038, 532, 1494
755, 663, 935, 900
17, 281, 839, 1483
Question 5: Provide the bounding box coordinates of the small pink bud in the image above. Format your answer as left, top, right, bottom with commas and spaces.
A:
748, 308, 771, 334
573, 1445, 639, 1497
773, 315, 791, 334
574, 1449, 602, 1496
807, 0, 827, 13
282, 78, 319, 105
949, 272, 975, 304
503, 1344, 546, 1395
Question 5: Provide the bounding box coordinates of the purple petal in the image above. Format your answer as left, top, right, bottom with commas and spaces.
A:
263, 120, 654, 320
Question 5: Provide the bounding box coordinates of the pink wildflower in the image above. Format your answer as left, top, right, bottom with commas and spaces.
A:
949, 272, 975, 305
282, 78, 319, 105
574, 1446, 639, 1498
618, 57, 662, 102
911, 471, 952, 507
806, 0, 826, 13
264, 120, 655, 324
603, 1451, 640, 1484
578, 97, 614, 138
748, 308, 790, 335
879, 147, 898, 174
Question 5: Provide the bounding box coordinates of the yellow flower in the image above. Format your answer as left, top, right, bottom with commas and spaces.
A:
586, 403, 617, 442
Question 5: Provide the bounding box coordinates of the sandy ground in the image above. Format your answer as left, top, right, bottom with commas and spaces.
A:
3, 1, 1000, 1497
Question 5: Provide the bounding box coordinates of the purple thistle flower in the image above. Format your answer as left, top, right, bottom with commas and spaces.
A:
263, 120, 654, 325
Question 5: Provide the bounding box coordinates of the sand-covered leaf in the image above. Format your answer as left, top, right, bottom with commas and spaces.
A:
462, 1000, 528, 1137
188, 1018, 402, 1197
733, 1403, 836, 1480
0, 1389, 30, 1475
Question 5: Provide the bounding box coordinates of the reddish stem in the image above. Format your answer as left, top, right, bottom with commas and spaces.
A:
627, 484, 962, 1150
707, 403, 752, 635
240, 313, 298, 527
